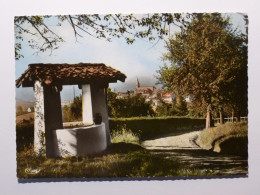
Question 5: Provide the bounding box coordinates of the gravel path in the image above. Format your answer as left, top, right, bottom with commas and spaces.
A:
141, 130, 248, 176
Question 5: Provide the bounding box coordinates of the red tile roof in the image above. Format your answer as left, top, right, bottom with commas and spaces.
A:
136, 86, 156, 91
16, 63, 126, 87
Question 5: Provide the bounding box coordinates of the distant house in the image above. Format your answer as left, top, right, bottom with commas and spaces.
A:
27, 107, 34, 113
145, 97, 162, 109
61, 100, 73, 107
117, 91, 134, 99
116, 78, 174, 109
161, 92, 174, 103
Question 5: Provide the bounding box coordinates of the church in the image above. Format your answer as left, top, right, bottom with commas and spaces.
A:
134, 77, 157, 97
117, 78, 174, 109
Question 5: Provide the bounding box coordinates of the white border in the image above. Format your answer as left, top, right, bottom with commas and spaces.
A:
1, 0, 260, 194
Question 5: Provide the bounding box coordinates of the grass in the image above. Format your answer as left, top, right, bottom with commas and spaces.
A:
16, 123, 218, 179
111, 125, 140, 144
17, 142, 218, 179
199, 122, 248, 154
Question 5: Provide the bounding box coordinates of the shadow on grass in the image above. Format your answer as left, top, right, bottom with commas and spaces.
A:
148, 147, 248, 176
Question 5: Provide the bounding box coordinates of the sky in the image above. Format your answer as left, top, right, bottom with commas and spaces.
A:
15, 13, 246, 102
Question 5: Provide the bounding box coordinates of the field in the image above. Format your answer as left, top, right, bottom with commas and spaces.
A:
16, 112, 34, 124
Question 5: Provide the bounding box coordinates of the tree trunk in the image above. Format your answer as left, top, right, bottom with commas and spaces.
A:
206, 104, 214, 129
237, 111, 241, 122
219, 108, 224, 124
232, 109, 235, 122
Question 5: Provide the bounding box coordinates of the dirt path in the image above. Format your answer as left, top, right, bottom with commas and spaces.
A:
141, 130, 248, 176
142, 131, 201, 150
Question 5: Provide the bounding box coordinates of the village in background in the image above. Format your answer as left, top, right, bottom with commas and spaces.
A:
16, 77, 192, 122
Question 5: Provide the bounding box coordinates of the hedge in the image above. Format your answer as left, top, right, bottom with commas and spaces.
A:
109, 116, 205, 141
16, 121, 34, 152
16, 117, 206, 151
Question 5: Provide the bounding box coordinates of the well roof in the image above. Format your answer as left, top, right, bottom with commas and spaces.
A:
16, 63, 126, 87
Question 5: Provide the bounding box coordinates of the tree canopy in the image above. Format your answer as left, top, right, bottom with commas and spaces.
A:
157, 13, 248, 126
15, 13, 187, 59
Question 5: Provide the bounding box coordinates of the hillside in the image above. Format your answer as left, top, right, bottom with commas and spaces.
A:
16, 101, 34, 110
16, 112, 34, 124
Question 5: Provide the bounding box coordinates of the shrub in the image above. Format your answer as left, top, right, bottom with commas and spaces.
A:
16, 121, 34, 152
111, 125, 139, 144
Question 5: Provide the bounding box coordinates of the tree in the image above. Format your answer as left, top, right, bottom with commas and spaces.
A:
107, 88, 120, 117
70, 95, 82, 119
62, 105, 75, 122
156, 100, 171, 117
173, 95, 188, 116
155, 95, 188, 117
107, 88, 155, 117
15, 13, 186, 59
16, 105, 24, 116
157, 13, 247, 128
62, 96, 83, 122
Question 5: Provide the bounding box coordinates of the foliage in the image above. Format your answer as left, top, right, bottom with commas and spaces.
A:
62, 96, 82, 122
199, 122, 248, 155
155, 101, 171, 116
157, 13, 248, 120
109, 116, 205, 140
14, 13, 188, 59
16, 105, 26, 116
17, 142, 218, 178
70, 95, 82, 119
156, 95, 189, 117
108, 88, 155, 117
16, 121, 34, 152
155, 95, 188, 117
111, 125, 140, 144
62, 105, 76, 122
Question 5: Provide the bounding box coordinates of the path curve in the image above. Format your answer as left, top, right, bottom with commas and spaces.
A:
142, 131, 201, 150
141, 130, 248, 176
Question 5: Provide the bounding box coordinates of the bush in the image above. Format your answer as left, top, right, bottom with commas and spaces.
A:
16, 121, 34, 152
109, 116, 205, 141
111, 125, 140, 144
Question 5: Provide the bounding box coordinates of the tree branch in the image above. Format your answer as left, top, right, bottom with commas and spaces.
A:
24, 16, 53, 48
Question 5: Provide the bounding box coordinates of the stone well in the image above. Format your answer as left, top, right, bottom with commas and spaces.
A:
16, 63, 126, 157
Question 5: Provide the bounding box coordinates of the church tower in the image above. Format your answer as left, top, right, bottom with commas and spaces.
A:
136, 77, 140, 89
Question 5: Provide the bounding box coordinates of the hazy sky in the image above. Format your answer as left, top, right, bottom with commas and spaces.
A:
15, 13, 246, 102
